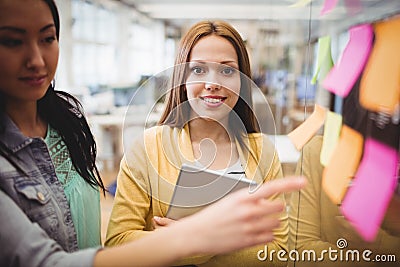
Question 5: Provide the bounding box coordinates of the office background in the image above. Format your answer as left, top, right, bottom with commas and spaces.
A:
52, 0, 400, 242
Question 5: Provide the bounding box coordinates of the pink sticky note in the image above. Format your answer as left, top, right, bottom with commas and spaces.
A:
322, 24, 373, 97
320, 0, 339, 16
341, 138, 398, 241
344, 0, 362, 15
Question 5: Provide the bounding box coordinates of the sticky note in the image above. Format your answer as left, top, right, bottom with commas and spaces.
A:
320, 0, 339, 16
320, 111, 342, 166
288, 104, 326, 150
312, 36, 334, 85
341, 138, 398, 241
360, 16, 400, 115
322, 125, 363, 204
344, 0, 362, 15
323, 24, 374, 98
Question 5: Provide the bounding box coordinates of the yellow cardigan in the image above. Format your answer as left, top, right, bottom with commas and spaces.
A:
105, 125, 287, 266
288, 136, 400, 267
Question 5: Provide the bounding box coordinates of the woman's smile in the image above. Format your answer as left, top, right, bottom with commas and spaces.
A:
200, 95, 227, 107
19, 74, 48, 87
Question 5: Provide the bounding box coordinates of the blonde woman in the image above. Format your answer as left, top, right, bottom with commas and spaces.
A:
106, 20, 288, 267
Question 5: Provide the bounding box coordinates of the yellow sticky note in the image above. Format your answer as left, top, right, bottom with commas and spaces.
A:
312, 36, 334, 84
320, 111, 342, 166
288, 104, 327, 150
360, 16, 400, 114
322, 125, 363, 204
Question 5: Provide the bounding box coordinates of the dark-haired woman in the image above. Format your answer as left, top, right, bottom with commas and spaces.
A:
0, 0, 105, 250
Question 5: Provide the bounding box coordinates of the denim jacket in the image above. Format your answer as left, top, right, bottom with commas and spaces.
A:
0, 114, 98, 266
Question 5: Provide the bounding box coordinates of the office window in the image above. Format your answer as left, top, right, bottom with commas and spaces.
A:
71, 0, 118, 87
128, 23, 156, 82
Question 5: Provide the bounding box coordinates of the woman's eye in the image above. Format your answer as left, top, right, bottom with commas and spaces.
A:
0, 38, 22, 47
222, 67, 236, 75
43, 36, 57, 44
192, 66, 204, 74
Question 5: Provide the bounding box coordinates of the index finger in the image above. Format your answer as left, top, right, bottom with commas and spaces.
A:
246, 176, 307, 201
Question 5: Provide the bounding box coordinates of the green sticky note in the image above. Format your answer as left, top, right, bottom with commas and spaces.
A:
312, 36, 334, 84
320, 111, 342, 166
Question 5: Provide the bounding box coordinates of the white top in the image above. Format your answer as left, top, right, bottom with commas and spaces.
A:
195, 159, 246, 179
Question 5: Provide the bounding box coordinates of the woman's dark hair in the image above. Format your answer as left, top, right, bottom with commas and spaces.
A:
42, 0, 105, 193
0, 0, 105, 193
38, 89, 106, 193
45, 0, 60, 40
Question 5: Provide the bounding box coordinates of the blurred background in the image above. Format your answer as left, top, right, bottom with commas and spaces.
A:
52, 0, 400, 242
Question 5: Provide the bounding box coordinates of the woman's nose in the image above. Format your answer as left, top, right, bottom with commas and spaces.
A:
25, 44, 45, 69
205, 81, 221, 91
204, 75, 221, 90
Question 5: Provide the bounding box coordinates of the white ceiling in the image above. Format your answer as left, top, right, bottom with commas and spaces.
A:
119, 0, 398, 22
119, 0, 338, 22
115, 0, 400, 41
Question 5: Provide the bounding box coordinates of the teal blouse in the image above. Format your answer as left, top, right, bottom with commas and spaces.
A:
45, 125, 101, 249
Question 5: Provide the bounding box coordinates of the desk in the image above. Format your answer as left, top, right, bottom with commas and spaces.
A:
269, 135, 301, 176
88, 114, 125, 171
269, 135, 300, 164
88, 111, 160, 171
